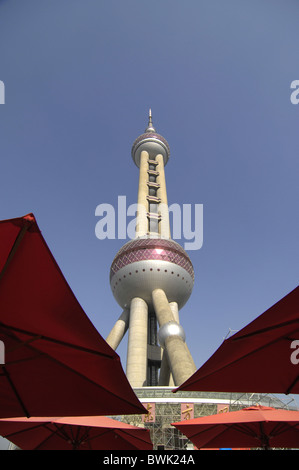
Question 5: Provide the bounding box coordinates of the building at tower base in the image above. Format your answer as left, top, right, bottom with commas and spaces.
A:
121, 387, 298, 450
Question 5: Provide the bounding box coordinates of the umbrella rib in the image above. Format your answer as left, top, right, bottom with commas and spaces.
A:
6, 346, 137, 413
1, 332, 141, 416
68, 424, 78, 449
110, 429, 150, 448
87, 428, 134, 449
286, 374, 299, 395
76, 426, 91, 449
4, 422, 60, 451
87, 427, 150, 447
33, 423, 70, 450
185, 424, 230, 448
51, 425, 92, 450
232, 319, 299, 342
86, 427, 112, 443
3, 422, 150, 450
4, 422, 46, 439
187, 422, 261, 449
87, 438, 93, 450
50, 357, 142, 412
183, 327, 299, 390
1, 354, 44, 367
1, 365, 30, 417
0, 224, 29, 283
33, 431, 59, 450
69, 424, 90, 450
0, 322, 116, 360
228, 423, 259, 439
269, 421, 299, 439
52, 423, 72, 442
42, 351, 144, 413
114, 429, 150, 445
54, 425, 91, 450
3, 330, 43, 355
188, 422, 258, 441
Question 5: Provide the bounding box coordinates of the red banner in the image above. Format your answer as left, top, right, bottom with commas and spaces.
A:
180, 403, 194, 420
142, 403, 155, 423
217, 404, 229, 413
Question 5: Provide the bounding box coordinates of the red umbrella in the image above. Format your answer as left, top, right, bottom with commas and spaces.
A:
0, 415, 153, 450
172, 405, 299, 449
174, 286, 299, 395
0, 214, 145, 418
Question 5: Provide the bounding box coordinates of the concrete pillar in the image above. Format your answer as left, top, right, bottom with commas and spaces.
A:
156, 153, 171, 239
152, 288, 174, 325
126, 297, 148, 387
168, 302, 179, 386
152, 289, 196, 386
163, 335, 196, 386
106, 309, 129, 350
159, 302, 178, 385
169, 301, 179, 323
169, 302, 196, 378
158, 349, 171, 386
135, 150, 149, 238
169, 301, 195, 374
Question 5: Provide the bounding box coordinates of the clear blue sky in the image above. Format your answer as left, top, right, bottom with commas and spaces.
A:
0, 0, 298, 397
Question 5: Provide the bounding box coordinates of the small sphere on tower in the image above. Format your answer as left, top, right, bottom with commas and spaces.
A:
131, 109, 170, 167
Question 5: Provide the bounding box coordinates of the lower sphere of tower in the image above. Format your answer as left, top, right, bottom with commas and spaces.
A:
110, 238, 194, 310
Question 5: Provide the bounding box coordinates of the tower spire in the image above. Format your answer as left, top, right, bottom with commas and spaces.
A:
145, 108, 155, 133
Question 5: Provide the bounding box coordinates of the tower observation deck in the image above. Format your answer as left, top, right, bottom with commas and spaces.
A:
106, 111, 197, 388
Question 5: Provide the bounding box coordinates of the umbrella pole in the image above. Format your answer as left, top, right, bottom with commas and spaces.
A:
70, 425, 92, 450
259, 423, 270, 450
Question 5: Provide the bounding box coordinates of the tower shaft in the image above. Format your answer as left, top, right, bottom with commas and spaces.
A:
107, 112, 196, 388
135, 151, 170, 238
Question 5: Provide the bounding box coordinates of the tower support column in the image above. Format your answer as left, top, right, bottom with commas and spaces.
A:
106, 308, 129, 350
126, 297, 148, 387
152, 289, 196, 386
159, 350, 172, 386
159, 302, 178, 386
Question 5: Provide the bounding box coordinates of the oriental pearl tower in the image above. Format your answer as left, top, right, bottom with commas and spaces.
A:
106, 111, 196, 388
